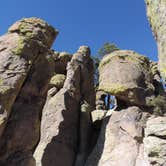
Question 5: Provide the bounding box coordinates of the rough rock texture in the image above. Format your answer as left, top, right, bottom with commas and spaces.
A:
96, 90, 107, 110
0, 17, 58, 165
99, 50, 155, 106
85, 49, 166, 166
34, 46, 95, 166
0, 55, 55, 166
0, 10, 166, 166
86, 107, 151, 166
145, 0, 166, 80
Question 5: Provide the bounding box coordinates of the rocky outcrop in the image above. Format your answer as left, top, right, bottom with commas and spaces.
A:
53, 51, 72, 74
145, 0, 166, 80
34, 46, 95, 166
144, 117, 166, 165
86, 107, 150, 166
0, 18, 96, 166
98, 50, 155, 106
0, 7, 165, 166
86, 50, 166, 166
0, 18, 58, 166
0, 18, 57, 140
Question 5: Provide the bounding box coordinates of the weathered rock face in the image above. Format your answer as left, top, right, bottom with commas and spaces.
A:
34, 46, 95, 166
86, 49, 166, 166
0, 11, 165, 166
0, 17, 58, 166
0, 18, 96, 166
99, 50, 155, 106
53, 51, 72, 74
145, 0, 166, 80
144, 117, 166, 165
86, 107, 151, 166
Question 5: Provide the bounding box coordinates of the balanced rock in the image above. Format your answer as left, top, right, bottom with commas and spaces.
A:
98, 50, 154, 106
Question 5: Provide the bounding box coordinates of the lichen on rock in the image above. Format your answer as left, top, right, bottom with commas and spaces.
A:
9, 17, 58, 57
0, 7, 165, 166
145, 0, 166, 80
49, 74, 66, 89
98, 50, 154, 105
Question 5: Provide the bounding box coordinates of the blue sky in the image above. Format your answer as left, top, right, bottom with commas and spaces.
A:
0, 0, 158, 61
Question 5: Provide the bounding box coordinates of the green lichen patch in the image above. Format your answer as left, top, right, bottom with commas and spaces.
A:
99, 50, 149, 70
160, 67, 166, 80
0, 85, 11, 95
49, 74, 66, 89
46, 55, 54, 63
99, 83, 128, 95
0, 78, 3, 85
11, 37, 26, 55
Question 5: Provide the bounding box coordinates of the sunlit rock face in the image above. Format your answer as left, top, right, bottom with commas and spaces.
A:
145, 0, 166, 80
34, 46, 95, 166
86, 49, 166, 166
0, 14, 166, 166
0, 17, 58, 166
98, 50, 155, 106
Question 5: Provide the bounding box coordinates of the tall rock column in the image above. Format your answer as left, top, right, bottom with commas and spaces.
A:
145, 0, 166, 80
0, 18, 58, 166
0, 17, 57, 139
74, 46, 95, 166
34, 46, 95, 166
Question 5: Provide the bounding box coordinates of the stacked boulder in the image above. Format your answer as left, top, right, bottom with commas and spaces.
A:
0, 18, 96, 166
86, 50, 166, 166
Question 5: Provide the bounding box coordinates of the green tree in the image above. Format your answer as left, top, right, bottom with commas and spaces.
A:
97, 42, 119, 60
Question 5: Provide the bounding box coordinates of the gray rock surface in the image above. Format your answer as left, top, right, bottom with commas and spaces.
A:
98, 50, 154, 106
0, 17, 58, 166
34, 46, 95, 166
0, 13, 165, 166
86, 107, 151, 166
145, 0, 166, 80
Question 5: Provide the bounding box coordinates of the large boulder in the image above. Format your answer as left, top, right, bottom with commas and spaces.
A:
145, 0, 166, 80
0, 17, 57, 140
85, 107, 151, 166
98, 50, 155, 106
0, 18, 58, 165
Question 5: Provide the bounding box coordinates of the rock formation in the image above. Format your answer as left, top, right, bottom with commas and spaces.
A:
34, 46, 95, 166
0, 2, 165, 165
86, 50, 166, 166
145, 0, 166, 81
